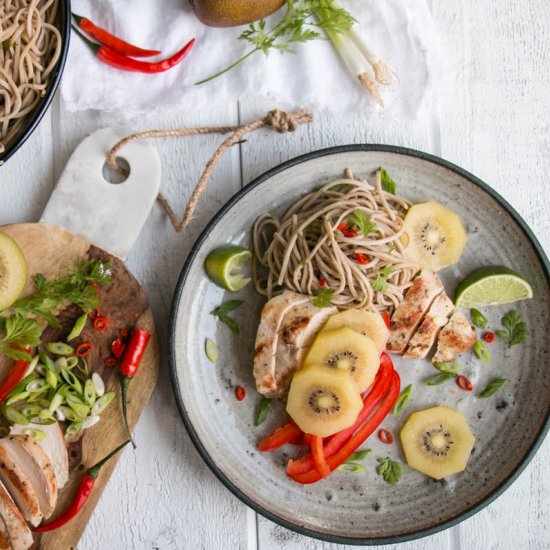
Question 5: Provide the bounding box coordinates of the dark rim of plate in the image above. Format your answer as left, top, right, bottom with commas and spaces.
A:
168, 145, 550, 546
0, 0, 71, 165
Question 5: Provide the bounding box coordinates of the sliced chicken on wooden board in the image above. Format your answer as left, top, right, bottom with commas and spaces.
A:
0, 435, 57, 518
387, 270, 444, 354
0, 515, 10, 550
0, 480, 33, 550
404, 293, 455, 359
432, 312, 477, 364
10, 422, 69, 490
269, 301, 337, 397
0, 444, 42, 527
253, 291, 312, 396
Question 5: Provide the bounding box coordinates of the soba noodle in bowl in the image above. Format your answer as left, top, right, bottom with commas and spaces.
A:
0, 0, 62, 155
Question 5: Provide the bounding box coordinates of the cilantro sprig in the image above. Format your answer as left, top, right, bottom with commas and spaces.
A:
496, 310, 527, 347
372, 267, 395, 293
197, 0, 355, 84
348, 209, 377, 237
376, 457, 401, 485
312, 287, 334, 308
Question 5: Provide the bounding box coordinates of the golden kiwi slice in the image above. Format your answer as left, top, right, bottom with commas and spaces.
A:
303, 327, 380, 393
0, 232, 27, 310
402, 201, 467, 271
322, 309, 389, 353
400, 405, 475, 480
286, 365, 363, 437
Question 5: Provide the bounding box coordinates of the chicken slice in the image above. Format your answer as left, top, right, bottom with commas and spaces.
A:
0, 435, 57, 519
0, 515, 10, 550
253, 291, 312, 396
404, 293, 455, 359
0, 444, 42, 527
0, 480, 33, 550
11, 422, 69, 489
432, 312, 476, 364
269, 301, 337, 397
387, 270, 444, 354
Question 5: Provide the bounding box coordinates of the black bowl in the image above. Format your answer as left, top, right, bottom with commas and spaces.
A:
0, 0, 71, 165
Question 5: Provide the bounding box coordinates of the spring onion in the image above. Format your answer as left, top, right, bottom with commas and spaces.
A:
23, 428, 46, 441
29, 416, 56, 425
205, 338, 219, 363
84, 379, 96, 405
91, 391, 115, 415
4, 407, 29, 424
6, 390, 29, 405
473, 340, 490, 362
92, 372, 105, 397
45, 342, 74, 356
336, 463, 366, 474
26, 379, 48, 393
21, 405, 42, 418
82, 415, 100, 429
23, 355, 39, 378
67, 313, 88, 341
65, 421, 83, 438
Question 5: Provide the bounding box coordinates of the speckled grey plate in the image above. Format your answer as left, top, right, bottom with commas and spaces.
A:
168, 146, 550, 545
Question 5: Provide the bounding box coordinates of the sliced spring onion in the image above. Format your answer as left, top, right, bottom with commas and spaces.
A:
29, 416, 56, 425
66, 356, 79, 369
470, 308, 488, 329
23, 428, 46, 442
4, 407, 29, 425
67, 313, 88, 341
65, 422, 83, 438
23, 355, 40, 378
35, 364, 46, 376
55, 408, 65, 421
61, 368, 83, 394
58, 405, 79, 422
205, 338, 219, 363
26, 379, 49, 393
26, 390, 49, 403
92, 373, 105, 397
83, 379, 96, 406
433, 361, 461, 374
45, 342, 74, 356
45, 368, 59, 389
255, 397, 271, 426
336, 462, 366, 474
66, 396, 90, 418
91, 391, 115, 415
39, 351, 55, 371
82, 415, 100, 430
6, 391, 30, 406
21, 405, 42, 418
347, 450, 372, 462
473, 340, 490, 362
54, 357, 68, 371
48, 392, 64, 414
77, 358, 90, 377
36, 399, 51, 409
392, 384, 412, 416
424, 372, 456, 386
38, 409, 53, 420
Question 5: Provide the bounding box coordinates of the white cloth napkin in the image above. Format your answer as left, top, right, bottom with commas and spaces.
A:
64, 0, 445, 119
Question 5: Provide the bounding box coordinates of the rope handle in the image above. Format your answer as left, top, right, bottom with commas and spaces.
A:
106, 108, 314, 232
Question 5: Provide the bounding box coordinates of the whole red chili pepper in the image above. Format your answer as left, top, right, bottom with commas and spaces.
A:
73, 24, 195, 74
73, 13, 161, 58
34, 440, 130, 532
0, 350, 31, 405
119, 328, 151, 448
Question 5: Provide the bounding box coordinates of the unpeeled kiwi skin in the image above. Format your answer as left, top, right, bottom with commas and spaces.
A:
190, 0, 286, 27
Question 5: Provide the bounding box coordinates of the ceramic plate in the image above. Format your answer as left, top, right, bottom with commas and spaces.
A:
168, 146, 550, 545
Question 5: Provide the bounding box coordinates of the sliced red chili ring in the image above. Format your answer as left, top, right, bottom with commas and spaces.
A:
111, 338, 126, 359
76, 342, 93, 357
93, 316, 109, 332
343, 229, 358, 238
337, 223, 348, 232
235, 386, 246, 401
88, 308, 100, 319
104, 357, 117, 367
456, 375, 473, 392
484, 331, 495, 343
378, 428, 394, 444
355, 252, 369, 264
319, 277, 327, 287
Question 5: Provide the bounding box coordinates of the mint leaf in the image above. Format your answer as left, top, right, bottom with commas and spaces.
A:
255, 397, 271, 426
379, 167, 396, 194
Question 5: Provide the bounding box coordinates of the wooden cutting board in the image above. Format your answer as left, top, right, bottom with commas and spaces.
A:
0, 129, 162, 549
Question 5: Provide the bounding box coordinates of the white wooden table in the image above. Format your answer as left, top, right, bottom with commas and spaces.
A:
1, 2, 549, 548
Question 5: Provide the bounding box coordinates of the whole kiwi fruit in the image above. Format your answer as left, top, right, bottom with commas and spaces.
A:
189, 0, 286, 28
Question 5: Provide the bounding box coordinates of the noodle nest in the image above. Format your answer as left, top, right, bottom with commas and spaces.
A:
252, 170, 419, 311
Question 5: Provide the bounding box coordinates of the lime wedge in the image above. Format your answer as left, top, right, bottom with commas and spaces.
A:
454, 266, 533, 308
204, 245, 252, 292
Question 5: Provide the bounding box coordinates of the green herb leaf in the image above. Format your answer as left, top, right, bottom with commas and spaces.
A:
212, 300, 244, 334
392, 384, 412, 415
347, 449, 372, 462
378, 167, 396, 194
473, 340, 490, 362
424, 372, 456, 386
470, 308, 487, 329
479, 378, 507, 398
497, 310, 527, 347
348, 209, 377, 236
376, 457, 401, 485
0, 316, 41, 353
255, 397, 271, 426
312, 287, 334, 308
372, 267, 395, 293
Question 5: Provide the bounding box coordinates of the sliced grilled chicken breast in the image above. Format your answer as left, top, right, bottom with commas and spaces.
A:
432, 312, 476, 363
387, 270, 444, 354
404, 293, 455, 359
253, 291, 312, 396
0, 444, 42, 527
269, 301, 337, 397
11, 422, 69, 490
0, 515, 11, 550
0, 436, 57, 518
0, 480, 33, 550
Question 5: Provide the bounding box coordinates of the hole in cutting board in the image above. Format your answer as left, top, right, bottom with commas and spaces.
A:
102, 157, 130, 184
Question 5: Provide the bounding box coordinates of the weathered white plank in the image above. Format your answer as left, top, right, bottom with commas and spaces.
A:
435, 1, 550, 549
53, 100, 249, 549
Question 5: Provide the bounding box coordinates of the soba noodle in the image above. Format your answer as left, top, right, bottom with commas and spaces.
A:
252, 170, 419, 312
0, 0, 61, 155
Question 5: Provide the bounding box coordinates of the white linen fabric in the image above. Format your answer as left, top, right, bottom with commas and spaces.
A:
63, 0, 445, 119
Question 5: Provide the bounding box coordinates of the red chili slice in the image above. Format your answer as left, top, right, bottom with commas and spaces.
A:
93, 316, 108, 332
111, 338, 126, 359
355, 252, 369, 264
104, 357, 117, 367
343, 229, 358, 238
87, 308, 100, 320
381, 310, 391, 328
119, 328, 129, 338
235, 386, 246, 401
456, 375, 473, 392
378, 429, 394, 444
337, 223, 348, 232
484, 331, 495, 343
319, 278, 327, 287
76, 342, 93, 357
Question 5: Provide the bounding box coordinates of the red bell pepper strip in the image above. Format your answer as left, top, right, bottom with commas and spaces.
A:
0, 351, 31, 405
289, 371, 401, 484
119, 328, 151, 448
381, 310, 391, 328
34, 440, 130, 532
286, 353, 394, 476
311, 435, 330, 479
73, 13, 161, 58
72, 24, 195, 74
258, 421, 303, 452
